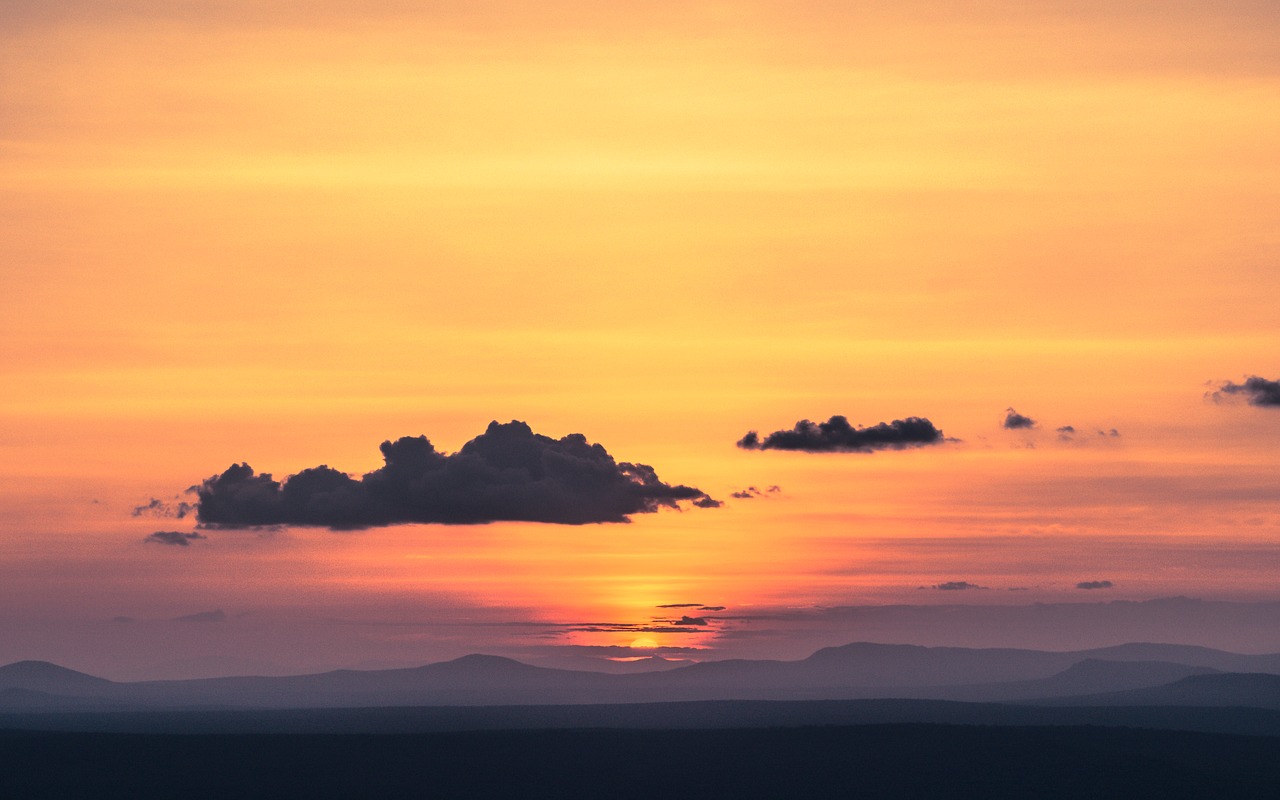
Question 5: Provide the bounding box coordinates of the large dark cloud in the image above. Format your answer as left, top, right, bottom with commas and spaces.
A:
1077, 580, 1114, 590
1002, 408, 1037, 429
195, 421, 717, 528
1214, 375, 1280, 407
737, 415, 946, 453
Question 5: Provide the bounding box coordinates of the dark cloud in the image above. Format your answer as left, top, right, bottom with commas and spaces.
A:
1002, 408, 1036, 429
737, 415, 946, 453
564, 624, 708, 635
1213, 375, 1280, 407
1098, 428, 1121, 437
173, 610, 226, 623
699, 606, 726, 611
672, 616, 708, 626
195, 421, 717, 528
1077, 580, 1115, 590
931, 581, 988, 591
657, 603, 703, 609
1056, 425, 1076, 441
144, 530, 207, 547
132, 498, 195, 519
730, 485, 781, 500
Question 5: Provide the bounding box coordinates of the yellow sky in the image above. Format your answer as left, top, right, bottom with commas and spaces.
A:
2, 1, 1279, 674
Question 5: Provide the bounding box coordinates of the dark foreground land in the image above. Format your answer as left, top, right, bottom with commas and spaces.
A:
3, 724, 1279, 800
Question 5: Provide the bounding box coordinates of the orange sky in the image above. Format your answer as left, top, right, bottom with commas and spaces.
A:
2, 1, 1279, 678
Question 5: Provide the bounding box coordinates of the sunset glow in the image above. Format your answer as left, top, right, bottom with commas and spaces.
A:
2, 0, 1279, 679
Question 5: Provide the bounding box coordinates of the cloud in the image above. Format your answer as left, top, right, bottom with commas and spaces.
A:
1003, 408, 1037, 429
1077, 580, 1115, 590
132, 498, 195, 519
1213, 376, 1280, 407
737, 415, 947, 453
930, 581, 988, 591
699, 606, 726, 611
144, 530, 207, 547
173, 610, 226, 623
657, 603, 703, 609
730, 485, 782, 500
1056, 425, 1076, 441
672, 616, 708, 626
194, 421, 717, 528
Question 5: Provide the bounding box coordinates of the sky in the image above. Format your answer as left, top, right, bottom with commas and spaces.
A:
2, 0, 1280, 680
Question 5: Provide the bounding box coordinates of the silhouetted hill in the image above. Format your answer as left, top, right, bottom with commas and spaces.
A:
4, 642, 1280, 712
121, 654, 626, 708
925, 659, 1219, 702
0, 661, 116, 695
1080, 643, 1280, 673
1045, 672, 1280, 709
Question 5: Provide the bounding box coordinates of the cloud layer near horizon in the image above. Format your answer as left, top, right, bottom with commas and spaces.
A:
196, 421, 716, 528
737, 415, 946, 453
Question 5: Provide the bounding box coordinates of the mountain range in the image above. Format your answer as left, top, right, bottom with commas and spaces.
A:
5, 640, 1280, 714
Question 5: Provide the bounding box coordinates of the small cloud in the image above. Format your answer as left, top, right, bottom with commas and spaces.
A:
692, 496, 722, 508
730, 485, 782, 499
656, 603, 703, 609
1076, 580, 1114, 590
132, 498, 195, 519
1003, 408, 1037, 430
1213, 375, 1280, 407
738, 415, 948, 453
672, 616, 708, 626
1056, 425, 1076, 441
933, 581, 988, 591
699, 606, 726, 611
173, 609, 226, 623
144, 530, 207, 547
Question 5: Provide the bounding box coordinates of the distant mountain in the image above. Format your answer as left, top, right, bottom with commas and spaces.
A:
0, 661, 115, 695
1078, 643, 1280, 673
924, 659, 1219, 703
1043, 672, 1280, 710
3, 642, 1280, 713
